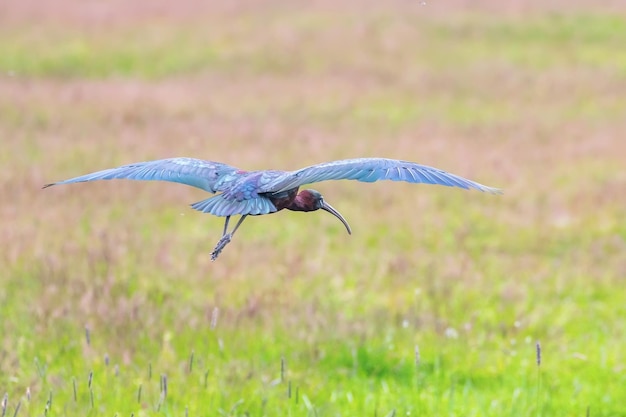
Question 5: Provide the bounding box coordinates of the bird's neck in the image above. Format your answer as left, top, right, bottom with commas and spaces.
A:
286, 190, 317, 212
268, 188, 305, 211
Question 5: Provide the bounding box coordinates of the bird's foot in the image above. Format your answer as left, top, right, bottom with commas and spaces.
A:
210, 234, 232, 261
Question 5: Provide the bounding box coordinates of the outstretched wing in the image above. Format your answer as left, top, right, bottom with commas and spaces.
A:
43, 157, 240, 193
260, 158, 501, 194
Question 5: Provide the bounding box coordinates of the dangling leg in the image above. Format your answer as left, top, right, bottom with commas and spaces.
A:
211, 215, 248, 261
211, 216, 232, 261
222, 216, 231, 236
229, 215, 247, 235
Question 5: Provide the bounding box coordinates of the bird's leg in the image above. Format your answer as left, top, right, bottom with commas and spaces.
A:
222, 216, 231, 236
229, 214, 247, 235
210, 215, 248, 261
211, 216, 232, 261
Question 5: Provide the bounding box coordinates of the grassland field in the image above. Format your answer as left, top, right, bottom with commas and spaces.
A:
1, 1, 625, 416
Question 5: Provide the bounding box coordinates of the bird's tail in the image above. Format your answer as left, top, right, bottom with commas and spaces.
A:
191, 195, 277, 217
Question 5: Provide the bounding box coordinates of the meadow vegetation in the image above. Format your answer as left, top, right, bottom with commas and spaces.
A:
1, 1, 625, 415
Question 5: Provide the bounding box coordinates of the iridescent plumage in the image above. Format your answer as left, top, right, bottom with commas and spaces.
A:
44, 157, 501, 260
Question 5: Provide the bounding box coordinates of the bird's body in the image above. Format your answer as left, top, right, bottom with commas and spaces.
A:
44, 157, 501, 259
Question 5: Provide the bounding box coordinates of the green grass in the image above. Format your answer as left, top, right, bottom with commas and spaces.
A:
0, 28, 221, 79
2, 13, 625, 79
1, 2, 626, 416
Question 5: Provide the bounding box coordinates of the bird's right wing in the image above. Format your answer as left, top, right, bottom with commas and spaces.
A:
261, 158, 502, 194
43, 157, 240, 193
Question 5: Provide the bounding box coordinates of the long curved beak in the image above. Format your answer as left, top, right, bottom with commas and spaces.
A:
321, 200, 352, 235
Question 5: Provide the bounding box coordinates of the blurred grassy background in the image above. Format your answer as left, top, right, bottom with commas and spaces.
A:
1, 1, 625, 416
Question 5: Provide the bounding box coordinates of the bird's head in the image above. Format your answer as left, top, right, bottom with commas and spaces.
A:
301, 189, 352, 235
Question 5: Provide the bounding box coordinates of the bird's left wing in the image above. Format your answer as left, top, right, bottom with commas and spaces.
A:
260, 158, 501, 194
43, 157, 240, 193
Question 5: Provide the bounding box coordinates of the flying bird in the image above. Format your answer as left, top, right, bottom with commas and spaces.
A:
44, 157, 501, 260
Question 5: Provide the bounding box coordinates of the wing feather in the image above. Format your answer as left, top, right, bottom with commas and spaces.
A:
260, 158, 501, 194
43, 157, 240, 193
